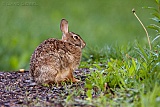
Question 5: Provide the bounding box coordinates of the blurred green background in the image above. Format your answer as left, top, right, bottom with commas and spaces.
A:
0, 0, 156, 71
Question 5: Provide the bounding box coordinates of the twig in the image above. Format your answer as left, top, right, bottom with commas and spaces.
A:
132, 8, 152, 50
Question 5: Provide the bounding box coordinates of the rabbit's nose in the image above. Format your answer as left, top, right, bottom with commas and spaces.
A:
81, 41, 86, 49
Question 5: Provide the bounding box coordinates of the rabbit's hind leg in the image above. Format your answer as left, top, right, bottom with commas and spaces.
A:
55, 69, 80, 83
55, 71, 68, 83
67, 69, 80, 82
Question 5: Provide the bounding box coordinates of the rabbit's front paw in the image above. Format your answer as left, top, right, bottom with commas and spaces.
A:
72, 78, 80, 82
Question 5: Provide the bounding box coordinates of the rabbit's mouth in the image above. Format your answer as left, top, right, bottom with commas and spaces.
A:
80, 41, 86, 49
75, 41, 86, 49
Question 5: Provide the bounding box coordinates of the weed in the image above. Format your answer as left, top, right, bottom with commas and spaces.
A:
83, 1, 160, 106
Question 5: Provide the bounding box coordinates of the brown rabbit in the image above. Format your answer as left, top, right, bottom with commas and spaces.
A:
29, 19, 86, 84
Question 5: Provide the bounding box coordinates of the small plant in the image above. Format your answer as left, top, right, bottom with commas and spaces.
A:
146, 0, 160, 36
83, 0, 160, 106
132, 8, 152, 50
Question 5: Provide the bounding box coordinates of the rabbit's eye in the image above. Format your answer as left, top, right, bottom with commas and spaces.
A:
73, 35, 79, 40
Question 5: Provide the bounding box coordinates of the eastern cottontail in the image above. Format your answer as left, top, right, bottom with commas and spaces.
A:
29, 19, 86, 84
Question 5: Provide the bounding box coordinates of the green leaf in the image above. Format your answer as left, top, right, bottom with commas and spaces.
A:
147, 24, 160, 32
136, 44, 149, 62
142, 7, 158, 12
152, 35, 160, 43
85, 77, 93, 89
150, 17, 160, 23
86, 89, 92, 101
152, 13, 160, 19
132, 58, 137, 71
93, 64, 102, 70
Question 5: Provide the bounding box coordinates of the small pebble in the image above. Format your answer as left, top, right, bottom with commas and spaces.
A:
19, 69, 25, 73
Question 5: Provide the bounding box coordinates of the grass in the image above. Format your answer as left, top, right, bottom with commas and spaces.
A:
66, 1, 160, 106
0, 0, 156, 71
67, 41, 160, 106
0, 0, 160, 106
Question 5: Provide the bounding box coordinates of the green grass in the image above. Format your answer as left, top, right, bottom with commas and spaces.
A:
67, 1, 160, 106
0, 0, 160, 106
69, 41, 160, 106
0, 0, 156, 71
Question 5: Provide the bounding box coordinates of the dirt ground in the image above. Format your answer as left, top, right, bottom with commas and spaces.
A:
0, 69, 92, 107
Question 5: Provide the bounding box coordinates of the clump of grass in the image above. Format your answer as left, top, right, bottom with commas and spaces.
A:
82, 41, 159, 106
79, 1, 160, 106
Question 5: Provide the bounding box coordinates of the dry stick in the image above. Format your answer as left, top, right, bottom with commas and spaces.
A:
132, 8, 152, 50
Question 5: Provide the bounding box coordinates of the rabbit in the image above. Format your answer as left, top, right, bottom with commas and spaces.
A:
29, 19, 86, 84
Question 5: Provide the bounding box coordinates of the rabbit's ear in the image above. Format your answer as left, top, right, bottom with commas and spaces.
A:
60, 19, 68, 34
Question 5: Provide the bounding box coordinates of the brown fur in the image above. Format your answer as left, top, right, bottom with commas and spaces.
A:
29, 19, 86, 84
